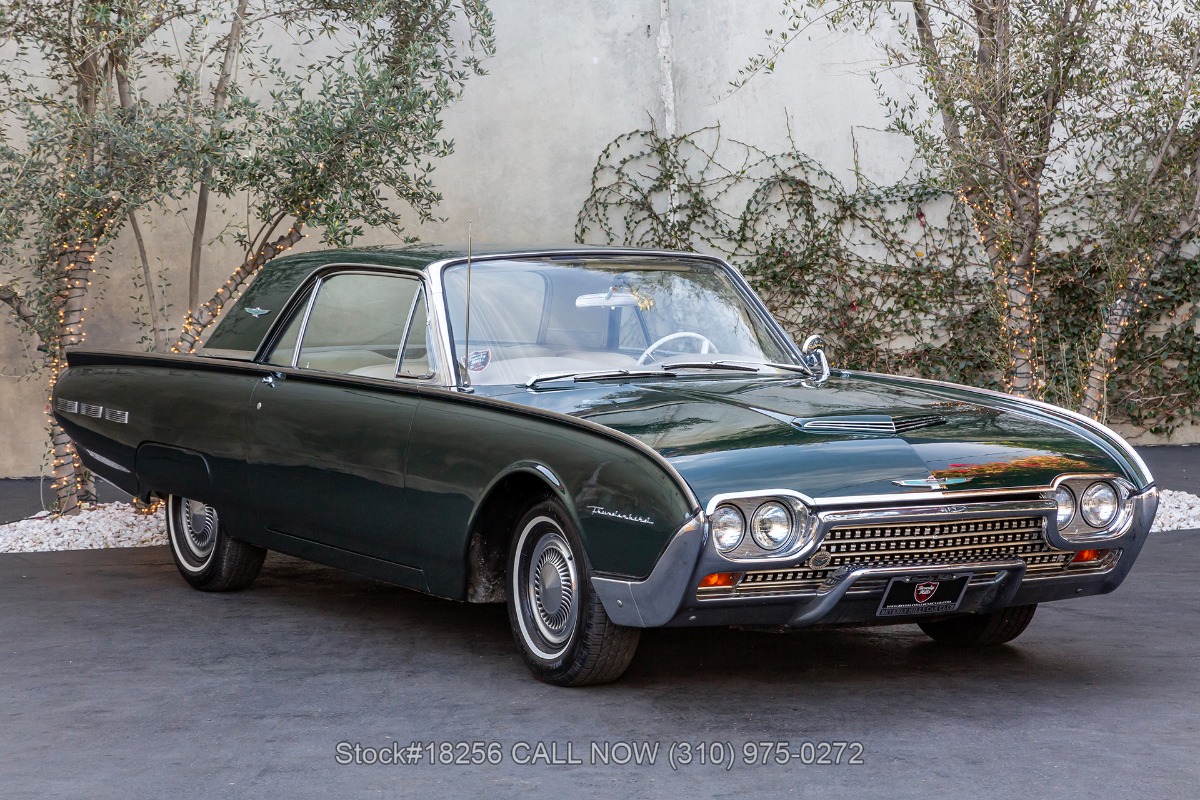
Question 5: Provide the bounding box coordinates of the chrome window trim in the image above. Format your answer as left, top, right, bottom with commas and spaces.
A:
391, 284, 423, 377
262, 266, 434, 379
254, 262, 426, 363
393, 285, 440, 382
284, 280, 321, 369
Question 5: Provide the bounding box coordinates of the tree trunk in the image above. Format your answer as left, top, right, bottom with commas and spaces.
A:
189, 0, 251, 314
1078, 191, 1200, 420
127, 209, 163, 351
50, 238, 99, 513
173, 222, 306, 354
1000, 254, 1039, 397
1079, 246, 1169, 420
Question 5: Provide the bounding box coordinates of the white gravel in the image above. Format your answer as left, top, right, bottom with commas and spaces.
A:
1150, 490, 1200, 533
0, 503, 166, 553
0, 491, 1198, 553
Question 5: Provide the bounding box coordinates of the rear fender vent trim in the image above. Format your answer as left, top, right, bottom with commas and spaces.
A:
797, 414, 947, 435
103, 408, 130, 424
55, 398, 79, 414
79, 402, 104, 418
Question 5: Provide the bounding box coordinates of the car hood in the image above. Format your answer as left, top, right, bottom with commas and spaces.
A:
488, 372, 1130, 506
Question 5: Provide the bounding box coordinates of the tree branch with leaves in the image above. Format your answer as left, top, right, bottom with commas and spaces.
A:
741, 0, 1200, 420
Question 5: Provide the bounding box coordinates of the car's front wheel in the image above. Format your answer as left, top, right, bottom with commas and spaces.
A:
507, 499, 640, 686
918, 604, 1038, 647
166, 494, 266, 591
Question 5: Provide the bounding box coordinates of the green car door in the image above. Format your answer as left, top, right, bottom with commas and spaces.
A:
245, 269, 433, 581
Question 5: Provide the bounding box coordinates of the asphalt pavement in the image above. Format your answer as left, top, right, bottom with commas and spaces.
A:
1, 446, 1197, 799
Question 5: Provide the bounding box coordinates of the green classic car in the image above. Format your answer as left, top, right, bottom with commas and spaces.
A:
53, 246, 1159, 685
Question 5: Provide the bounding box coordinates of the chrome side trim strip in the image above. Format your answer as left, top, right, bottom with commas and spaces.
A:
82, 447, 132, 474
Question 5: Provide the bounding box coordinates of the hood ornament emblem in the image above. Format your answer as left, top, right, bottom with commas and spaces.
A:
892, 475, 973, 489
244, 307, 271, 317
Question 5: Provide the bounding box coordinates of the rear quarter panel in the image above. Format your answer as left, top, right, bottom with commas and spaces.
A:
53, 358, 262, 513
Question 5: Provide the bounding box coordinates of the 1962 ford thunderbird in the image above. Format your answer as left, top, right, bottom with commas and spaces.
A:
53, 246, 1159, 685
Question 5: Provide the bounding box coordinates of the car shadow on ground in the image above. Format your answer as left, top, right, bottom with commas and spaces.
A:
224, 550, 1120, 703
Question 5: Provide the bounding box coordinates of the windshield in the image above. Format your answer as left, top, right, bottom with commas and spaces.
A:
442, 256, 793, 386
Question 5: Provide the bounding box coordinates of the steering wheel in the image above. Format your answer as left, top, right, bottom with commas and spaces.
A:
636, 331, 719, 365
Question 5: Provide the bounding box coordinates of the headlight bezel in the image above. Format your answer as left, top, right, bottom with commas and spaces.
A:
707, 492, 816, 561
1050, 474, 1135, 543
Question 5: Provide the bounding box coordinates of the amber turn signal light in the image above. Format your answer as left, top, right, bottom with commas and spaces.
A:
698, 572, 743, 589
1071, 549, 1107, 563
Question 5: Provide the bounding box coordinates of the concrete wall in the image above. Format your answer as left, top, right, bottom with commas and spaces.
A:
0, 1, 1192, 477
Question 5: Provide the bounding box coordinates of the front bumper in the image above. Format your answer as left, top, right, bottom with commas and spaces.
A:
591, 486, 1159, 629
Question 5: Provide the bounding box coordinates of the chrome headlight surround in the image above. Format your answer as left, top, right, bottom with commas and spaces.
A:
1049, 474, 1135, 544
707, 491, 816, 561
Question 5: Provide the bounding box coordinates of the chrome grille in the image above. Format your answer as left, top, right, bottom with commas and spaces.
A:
103, 408, 129, 423
55, 398, 78, 414
80, 402, 104, 418
725, 515, 1074, 598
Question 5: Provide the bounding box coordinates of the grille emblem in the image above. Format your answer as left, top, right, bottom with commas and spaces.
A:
808, 549, 832, 569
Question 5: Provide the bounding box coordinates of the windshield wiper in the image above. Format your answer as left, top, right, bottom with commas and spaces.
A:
660, 359, 818, 377
526, 369, 677, 389
761, 361, 816, 378
659, 360, 762, 373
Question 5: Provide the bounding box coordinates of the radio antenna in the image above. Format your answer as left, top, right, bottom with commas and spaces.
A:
463, 220, 473, 389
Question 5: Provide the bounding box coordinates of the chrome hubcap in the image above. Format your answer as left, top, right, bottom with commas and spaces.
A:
527, 531, 578, 646
179, 498, 217, 561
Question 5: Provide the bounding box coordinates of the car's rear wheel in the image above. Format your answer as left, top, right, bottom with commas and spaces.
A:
166, 494, 266, 591
918, 604, 1038, 647
507, 499, 640, 686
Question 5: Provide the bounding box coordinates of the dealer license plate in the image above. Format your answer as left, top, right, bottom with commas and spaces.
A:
877, 574, 971, 617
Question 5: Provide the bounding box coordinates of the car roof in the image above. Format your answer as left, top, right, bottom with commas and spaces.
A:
266, 243, 689, 271
200, 245, 709, 356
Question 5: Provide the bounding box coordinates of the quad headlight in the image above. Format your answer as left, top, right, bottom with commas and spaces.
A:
750, 501, 792, 551
1054, 485, 1076, 528
1080, 481, 1119, 528
711, 496, 813, 559
712, 506, 746, 551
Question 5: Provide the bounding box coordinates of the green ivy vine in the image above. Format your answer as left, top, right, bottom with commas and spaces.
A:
576, 127, 1200, 435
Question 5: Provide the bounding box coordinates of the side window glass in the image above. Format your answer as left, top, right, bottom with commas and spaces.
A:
266, 290, 312, 367
284, 273, 420, 375
397, 289, 437, 379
